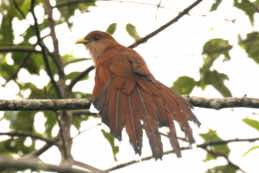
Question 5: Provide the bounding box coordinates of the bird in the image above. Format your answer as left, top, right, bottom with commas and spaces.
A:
76, 31, 200, 159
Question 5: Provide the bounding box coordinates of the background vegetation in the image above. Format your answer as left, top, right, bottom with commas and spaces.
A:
0, 0, 259, 173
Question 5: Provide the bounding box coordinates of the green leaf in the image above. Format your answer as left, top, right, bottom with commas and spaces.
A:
20, 0, 31, 17
12, 51, 44, 74
66, 71, 88, 80
101, 129, 119, 161
63, 54, 77, 64
72, 115, 89, 129
210, 0, 223, 11
243, 145, 259, 157
200, 130, 230, 161
199, 70, 232, 97
57, 0, 96, 27
201, 38, 232, 73
106, 23, 117, 35
234, 0, 258, 24
44, 111, 57, 137
206, 165, 237, 173
126, 23, 141, 40
0, 14, 14, 43
19, 83, 44, 98
0, 62, 17, 80
172, 76, 196, 95
8, 111, 35, 132
243, 117, 259, 131
0, 138, 35, 155
239, 32, 259, 64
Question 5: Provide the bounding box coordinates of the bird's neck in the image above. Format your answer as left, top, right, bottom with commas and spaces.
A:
87, 40, 119, 64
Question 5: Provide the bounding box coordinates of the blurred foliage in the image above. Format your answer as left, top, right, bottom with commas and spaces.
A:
101, 129, 119, 161
0, 0, 259, 172
239, 32, 259, 64
206, 165, 237, 173
243, 117, 259, 131
233, 0, 259, 24
172, 76, 196, 95
0, 0, 96, 158
242, 117, 259, 157
200, 130, 230, 161
200, 130, 238, 173
126, 23, 141, 41
174, 38, 232, 96
106, 23, 117, 35
210, 0, 222, 11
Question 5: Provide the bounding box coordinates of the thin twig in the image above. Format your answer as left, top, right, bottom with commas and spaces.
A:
30, 0, 63, 97
68, 65, 95, 91
198, 137, 259, 148
203, 148, 247, 173
73, 160, 108, 173
54, 0, 166, 9
3, 34, 51, 85
45, 0, 73, 161
71, 110, 98, 117
129, 0, 204, 48
45, 0, 65, 79
12, 0, 26, 18
31, 137, 59, 157
0, 46, 47, 54
0, 157, 91, 173
0, 131, 56, 145
107, 136, 259, 171
64, 58, 91, 66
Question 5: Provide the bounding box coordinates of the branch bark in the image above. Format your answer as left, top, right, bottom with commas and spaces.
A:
129, 0, 204, 48
1, 97, 259, 111
0, 131, 56, 145
0, 157, 91, 173
107, 136, 259, 171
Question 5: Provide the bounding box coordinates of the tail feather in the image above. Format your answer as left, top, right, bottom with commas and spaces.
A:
167, 111, 182, 157
121, 93, 142, 154
152, 93, 182, 157
159, 83, 196, 143
94, 77, 199, 159
136, 87, 163, 159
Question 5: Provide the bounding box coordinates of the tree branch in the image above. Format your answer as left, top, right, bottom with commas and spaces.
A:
198, 137, 259, 148
107, 136, 259, 171
0, 98, 91, 111
0, 46, 44, 54
188, 96, 259, 109
0, 131, 56, 145
1, 96, 259, 111
45, 0, 73, 161
129, 0, 204, 48
68, 65, 95, 91
73, 160, 108, 173
30, 136, 59, 157
203, 148, 247, 173
0, 157, 92, 173
11, 0, 26, 18
45, 0, 65, 79
30, 0, 63, 97
55, 0, 166, 9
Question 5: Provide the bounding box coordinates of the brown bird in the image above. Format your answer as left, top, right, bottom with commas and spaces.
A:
76, 31, 200, 159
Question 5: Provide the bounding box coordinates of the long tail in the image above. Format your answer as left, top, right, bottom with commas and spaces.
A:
93, 78, 200, 159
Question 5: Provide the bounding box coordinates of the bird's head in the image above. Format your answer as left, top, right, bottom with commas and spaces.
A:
76, 31, 117, 61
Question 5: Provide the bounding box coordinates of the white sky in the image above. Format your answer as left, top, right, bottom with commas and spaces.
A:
1, 0, 259, 173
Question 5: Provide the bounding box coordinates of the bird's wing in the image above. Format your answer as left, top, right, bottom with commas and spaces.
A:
92, 48, 199, 158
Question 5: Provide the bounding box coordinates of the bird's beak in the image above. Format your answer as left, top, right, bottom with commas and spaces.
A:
76, 38, 89, 45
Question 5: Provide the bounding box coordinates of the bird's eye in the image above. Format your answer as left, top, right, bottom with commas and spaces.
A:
92, 36, 99, 41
